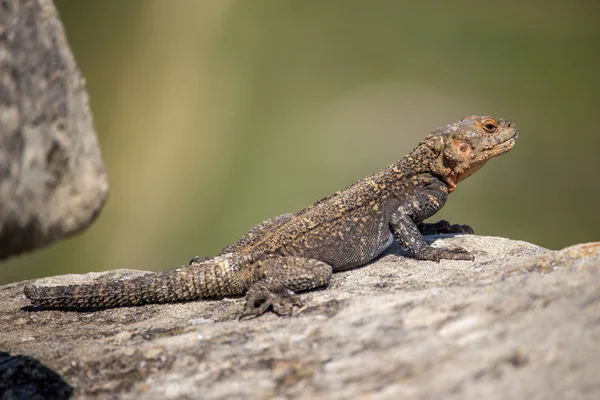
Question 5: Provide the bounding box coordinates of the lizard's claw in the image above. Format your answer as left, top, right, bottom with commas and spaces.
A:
418, 246, 475, 262
240, 282, 302, 320
434, 246, 475, 261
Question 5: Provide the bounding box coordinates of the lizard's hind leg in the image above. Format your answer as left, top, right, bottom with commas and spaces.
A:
241, 257, 332, 319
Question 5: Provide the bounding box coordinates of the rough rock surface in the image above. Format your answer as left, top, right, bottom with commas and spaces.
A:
1, 235, 599, 399
0, 0, 109, 260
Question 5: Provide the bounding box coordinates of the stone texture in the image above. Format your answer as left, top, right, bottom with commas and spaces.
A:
1, 235, 599, 399
0, 0, 109, 260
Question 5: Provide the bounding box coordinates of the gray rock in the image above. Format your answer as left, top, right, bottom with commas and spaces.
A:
1, 235, 599, 399
0, 0, 109, 260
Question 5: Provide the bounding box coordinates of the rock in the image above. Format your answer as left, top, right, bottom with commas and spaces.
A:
0, 235, 599, 399
0, 0, 109, 260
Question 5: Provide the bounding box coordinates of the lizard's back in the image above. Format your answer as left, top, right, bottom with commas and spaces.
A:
228, 166, 409, 270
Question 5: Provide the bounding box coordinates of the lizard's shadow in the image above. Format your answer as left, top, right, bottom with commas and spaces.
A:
377, 233, 466, 259
22, 304, 115, 313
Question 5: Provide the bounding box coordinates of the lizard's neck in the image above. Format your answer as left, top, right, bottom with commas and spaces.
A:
417, 143, 458, 193
389, 144, 457, 192
434, 153, 458, 193
440, 157, 490, 193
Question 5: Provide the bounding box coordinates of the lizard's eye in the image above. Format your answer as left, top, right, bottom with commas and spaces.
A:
482, 119, 498, 133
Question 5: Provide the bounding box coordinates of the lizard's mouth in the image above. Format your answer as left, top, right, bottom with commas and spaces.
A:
504, 129, 519, 143
499, 130, 518, 149
478, 128, 518, 160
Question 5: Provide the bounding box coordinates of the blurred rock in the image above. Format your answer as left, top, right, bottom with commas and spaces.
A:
0, 351, 73, 400
1, 235, 599, 399
0, 0, 108, 260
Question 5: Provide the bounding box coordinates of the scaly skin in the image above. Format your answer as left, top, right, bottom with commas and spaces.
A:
24, 116, 518, 318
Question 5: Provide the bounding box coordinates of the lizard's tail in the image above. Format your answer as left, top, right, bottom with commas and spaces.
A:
23, 262, 245, 310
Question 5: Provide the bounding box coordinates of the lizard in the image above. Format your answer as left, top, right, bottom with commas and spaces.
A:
24, 115, 518, 318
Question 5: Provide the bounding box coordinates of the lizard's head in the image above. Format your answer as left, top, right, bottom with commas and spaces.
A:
427, 116, 518, 191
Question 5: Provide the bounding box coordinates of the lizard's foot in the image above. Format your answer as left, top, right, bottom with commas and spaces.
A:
418, 220, 474, 235
417, 246, 475, 262
240, 281, 302, 320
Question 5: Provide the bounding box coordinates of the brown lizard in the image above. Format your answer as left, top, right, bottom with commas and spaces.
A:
24, 116, 518, 318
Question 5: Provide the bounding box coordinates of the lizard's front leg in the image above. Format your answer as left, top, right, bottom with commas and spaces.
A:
390, 184, 474, 261
241, 257, 333, 319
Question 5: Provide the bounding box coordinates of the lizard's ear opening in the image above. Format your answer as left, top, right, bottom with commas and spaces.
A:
455, 139, 471, 153
451, 139, 474, 161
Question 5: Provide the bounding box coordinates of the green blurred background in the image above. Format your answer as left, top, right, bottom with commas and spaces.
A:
2, 0, 599, 284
